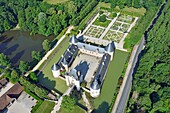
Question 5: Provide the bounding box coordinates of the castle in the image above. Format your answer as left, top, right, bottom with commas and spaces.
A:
52, 35, 115, 98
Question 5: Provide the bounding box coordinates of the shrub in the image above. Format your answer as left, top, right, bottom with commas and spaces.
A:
99, 10, 104, 15
110, 12, 117, 18
99, 15, 106, 22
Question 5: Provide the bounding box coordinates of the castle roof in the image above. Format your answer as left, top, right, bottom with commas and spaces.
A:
90, 79, 100, 90
52, 64, 60, 71
105, 41, 115, 52
70, 35, 78, 44
62, 58, 68, 65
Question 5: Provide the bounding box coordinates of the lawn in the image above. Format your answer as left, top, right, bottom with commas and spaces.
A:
35, 100, 55, 113
93, 19, 111, 27
114, 6, 146, 16
92, 49, 129, 113
44, 0, 69, 4
38, 38, 69, 94
58, 105, 86, 113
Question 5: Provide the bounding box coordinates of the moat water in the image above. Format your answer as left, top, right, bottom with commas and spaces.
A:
0, 30, 53, 65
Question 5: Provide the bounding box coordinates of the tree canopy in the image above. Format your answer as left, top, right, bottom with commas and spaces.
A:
127, 1, 170, 112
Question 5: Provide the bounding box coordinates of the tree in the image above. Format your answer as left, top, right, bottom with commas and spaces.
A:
32, 51, 41, 61
11, 70, 19, 83
34, 86, 48, 98
67, 1, 77, 17
29, 72, 38, 82
19, 61, 29, 74
61, 96, 76, 112
99, 15, 106, 22
0, 53, 11, 67
42, 39, 51, 52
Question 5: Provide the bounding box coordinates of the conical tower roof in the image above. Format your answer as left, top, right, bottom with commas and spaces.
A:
62, 58, 68, 65
52, 64, 60, 71
105, 41, 115, 52
90, 79, 100, 90
70, 35, 78, 44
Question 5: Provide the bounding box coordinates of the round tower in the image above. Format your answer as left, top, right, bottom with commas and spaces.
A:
70, 35, 78, 45
105, 41, 115, 61
90, 79, 100, 98
52, 64, 60, 78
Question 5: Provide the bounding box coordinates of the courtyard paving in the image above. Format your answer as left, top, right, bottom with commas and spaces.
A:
70, 53, 101, 83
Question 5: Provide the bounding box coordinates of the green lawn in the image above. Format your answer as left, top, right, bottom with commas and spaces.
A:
35, 100, 55, 113
44, 0, 69, 4
93, 49, 129, 113
38, 38, 69, 94
58, 105, 86, 113
114, 6, 146, 16
93, 19, 111, 27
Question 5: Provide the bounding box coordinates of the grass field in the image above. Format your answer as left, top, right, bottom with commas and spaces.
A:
44, 0, 69, 4
93, 19, 111, 27
38, 38, 69, 94
58, 106, 86, 113
92, 49, 129, 113
35, 101, 55, 113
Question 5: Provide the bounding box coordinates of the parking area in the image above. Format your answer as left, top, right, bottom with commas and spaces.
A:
7, 91, 37, 113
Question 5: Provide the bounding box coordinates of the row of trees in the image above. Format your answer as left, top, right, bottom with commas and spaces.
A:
124, 0, 165, 50
126, 1, 170, 112
0, 52, 47, 99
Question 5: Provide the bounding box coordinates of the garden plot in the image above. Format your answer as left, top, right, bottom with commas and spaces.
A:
111, 21, 131, 33
104, 30, 124, 43
84, 26, 105, 38
117, 14, 134, 24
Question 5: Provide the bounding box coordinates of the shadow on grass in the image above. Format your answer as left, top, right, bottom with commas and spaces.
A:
37, 70, 63, 95
92, 101, 109, 113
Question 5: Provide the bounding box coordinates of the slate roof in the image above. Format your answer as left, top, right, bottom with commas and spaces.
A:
105, 41, 115, 52
57, 45, 78, 67
90, 53, 111, 90
52, 64, 60, 71
77, 42, 105, 54
90, 79, 100, 90
70, 35, 78, 44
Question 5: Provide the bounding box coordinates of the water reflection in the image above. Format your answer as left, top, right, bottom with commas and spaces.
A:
0, 30, 54, 66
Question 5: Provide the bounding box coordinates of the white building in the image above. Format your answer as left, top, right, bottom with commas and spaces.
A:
51, 35, 115, 97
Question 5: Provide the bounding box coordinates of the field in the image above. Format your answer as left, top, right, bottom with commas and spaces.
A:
58, 106, 86, 113
44, 0, 69, 4
93, 18, 111, 27
92, 50, 129, 113
35, 101, 55, 113
38, 38, 69, 94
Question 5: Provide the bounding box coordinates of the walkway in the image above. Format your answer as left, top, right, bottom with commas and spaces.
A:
99, 13, 120, 39
118, 17, 139, 48
51, 85, 75, 113
82, 92, 92, 113
82, 13, 100, 35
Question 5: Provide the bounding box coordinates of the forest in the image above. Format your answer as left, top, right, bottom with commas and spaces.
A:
0, 0, 91, 36
126, 1, 170, 113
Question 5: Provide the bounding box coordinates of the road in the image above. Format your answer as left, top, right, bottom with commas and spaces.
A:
111, 1, 167, 112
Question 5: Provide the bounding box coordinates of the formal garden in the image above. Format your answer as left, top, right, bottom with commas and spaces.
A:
84, 8, 137, 44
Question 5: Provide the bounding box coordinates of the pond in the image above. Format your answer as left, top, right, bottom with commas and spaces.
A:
0, 30, 54, 66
